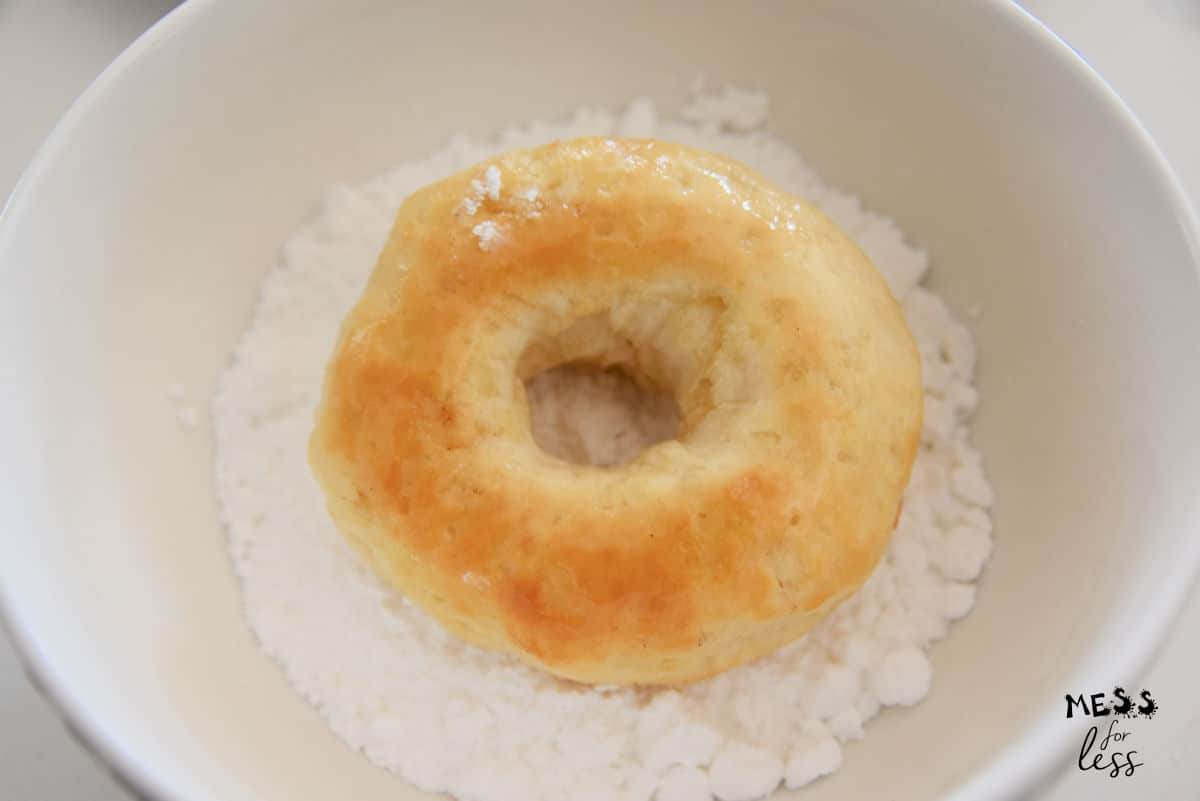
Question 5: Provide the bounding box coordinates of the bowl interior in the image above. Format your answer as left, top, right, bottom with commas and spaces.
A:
2, 2, 1199, 800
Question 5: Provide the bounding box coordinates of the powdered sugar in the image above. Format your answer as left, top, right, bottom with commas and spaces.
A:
678, 84, 769, 133
865, 645, 932, 707
213, 91, 993, 801
459, 165, 502, 216
467, 164, 502, 204
471, 219, 506, 251
708, 742, 785, 801
782, 735, 841, 790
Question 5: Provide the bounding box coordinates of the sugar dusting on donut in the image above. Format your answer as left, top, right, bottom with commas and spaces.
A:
213, 89, 992, 801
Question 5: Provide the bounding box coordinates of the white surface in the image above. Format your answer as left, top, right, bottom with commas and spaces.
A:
0, 6, 181, 799
0, 1, 1196, 799
1019, 5, 1200, 797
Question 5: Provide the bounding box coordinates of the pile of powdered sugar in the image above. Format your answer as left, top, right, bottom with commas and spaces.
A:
212, 89, 993, 801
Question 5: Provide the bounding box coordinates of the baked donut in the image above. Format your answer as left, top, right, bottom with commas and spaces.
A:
309, 138, 922, 686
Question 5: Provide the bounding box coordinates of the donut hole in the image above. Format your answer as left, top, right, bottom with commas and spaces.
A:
512, 292, 754, 466
524, 362, 681, 467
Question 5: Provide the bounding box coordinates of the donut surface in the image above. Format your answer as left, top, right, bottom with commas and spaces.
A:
309, 138, 922, 685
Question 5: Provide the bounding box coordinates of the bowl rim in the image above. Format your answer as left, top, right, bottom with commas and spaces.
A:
1, 1, 1199, 800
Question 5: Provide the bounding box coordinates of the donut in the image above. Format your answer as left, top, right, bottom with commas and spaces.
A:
309, 138, 923, 686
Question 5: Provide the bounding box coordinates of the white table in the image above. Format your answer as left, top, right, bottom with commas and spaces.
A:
1, 1, 1196, 798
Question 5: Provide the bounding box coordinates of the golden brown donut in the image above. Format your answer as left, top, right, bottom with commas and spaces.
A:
309, 138, 922, 686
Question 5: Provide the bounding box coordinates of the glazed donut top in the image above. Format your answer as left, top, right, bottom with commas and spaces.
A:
309, 138, 923, 685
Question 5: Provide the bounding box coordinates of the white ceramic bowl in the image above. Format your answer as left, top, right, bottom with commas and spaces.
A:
2, 2, 1199, 800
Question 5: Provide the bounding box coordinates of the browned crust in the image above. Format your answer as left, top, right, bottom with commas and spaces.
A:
309, 138, 923, 685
